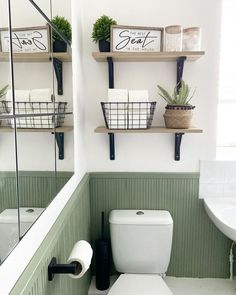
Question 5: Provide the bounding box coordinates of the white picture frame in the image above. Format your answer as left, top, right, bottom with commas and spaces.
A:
0, 26, 50, 53
111, 25, 164, 52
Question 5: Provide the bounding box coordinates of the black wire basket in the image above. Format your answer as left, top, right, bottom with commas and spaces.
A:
0, 101, 67, 128
101, 101, 156, 130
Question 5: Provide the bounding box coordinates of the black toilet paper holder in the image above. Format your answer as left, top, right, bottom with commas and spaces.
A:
48, 257, 79, 281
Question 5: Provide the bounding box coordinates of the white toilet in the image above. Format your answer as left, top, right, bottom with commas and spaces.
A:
0, 207, 44, 262
108, 210, 173, 295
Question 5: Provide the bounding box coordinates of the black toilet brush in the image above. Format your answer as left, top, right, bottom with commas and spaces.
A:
95, 211, 110, 290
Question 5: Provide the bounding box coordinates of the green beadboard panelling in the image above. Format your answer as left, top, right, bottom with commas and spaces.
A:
89, 172, 231, 278
0, 171, 73, 213
10, 174, 91, 295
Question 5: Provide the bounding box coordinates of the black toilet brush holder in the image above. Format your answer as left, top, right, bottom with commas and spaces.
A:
95, 212, 110, 290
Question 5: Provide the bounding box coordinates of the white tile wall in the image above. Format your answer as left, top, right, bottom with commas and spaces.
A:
199, 161, 236, 198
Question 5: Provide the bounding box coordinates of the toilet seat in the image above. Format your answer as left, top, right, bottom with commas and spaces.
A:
108, 274, 173, 295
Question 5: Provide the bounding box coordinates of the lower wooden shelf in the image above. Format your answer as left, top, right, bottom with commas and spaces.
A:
94, 126, 203, 161
0, 126, 73, 160
95, 126, 203, 134
0, 126, 73, 133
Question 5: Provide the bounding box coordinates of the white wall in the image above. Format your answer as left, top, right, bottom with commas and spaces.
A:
81, 0, 221, 172
71, 0, 87, 178
0, 0, 74, 171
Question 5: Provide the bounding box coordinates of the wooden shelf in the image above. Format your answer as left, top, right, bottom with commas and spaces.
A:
92, 51, 205, 62
93, 51, 204, 161
0, 126, 73, 133
95, 126, 203, 134
95, 126, 203, 161
0, 52, 72, 63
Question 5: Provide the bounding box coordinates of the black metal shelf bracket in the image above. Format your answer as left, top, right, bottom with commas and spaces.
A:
53, 58, 63, 95
48, 257, 78, 281
175, 133, 184, 161
107, 57, 114, 89
177, 56, 187, 87
109, 133, 115, 160
55, 132, 64, 160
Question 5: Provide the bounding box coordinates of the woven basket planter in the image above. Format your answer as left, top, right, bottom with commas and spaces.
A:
163, 105, 195, 129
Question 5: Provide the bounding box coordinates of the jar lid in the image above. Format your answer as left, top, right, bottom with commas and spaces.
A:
183, 27, 201, 33
165, 25, 182, 34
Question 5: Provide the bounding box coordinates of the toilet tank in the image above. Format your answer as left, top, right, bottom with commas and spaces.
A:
109, 210, 173, 274
0, 207, 44, 262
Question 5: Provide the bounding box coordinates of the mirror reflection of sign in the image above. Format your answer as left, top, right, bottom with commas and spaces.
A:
0, 26, 49, 53
111, 26, 163, 52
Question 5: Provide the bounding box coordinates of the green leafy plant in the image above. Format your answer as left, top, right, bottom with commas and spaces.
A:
52, 16, 72, 42
0, 85, 8, 100
92, 15, 117, 43
157, 80, 195, 105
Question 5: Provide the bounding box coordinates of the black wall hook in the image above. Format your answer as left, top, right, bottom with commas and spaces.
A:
48, 257, 80, 281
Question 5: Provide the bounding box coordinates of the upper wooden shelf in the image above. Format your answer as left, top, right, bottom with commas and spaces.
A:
0, 52, 72, 63
95, 126, 203, 134
0, 126, 73, 133
92, 51, 205, 62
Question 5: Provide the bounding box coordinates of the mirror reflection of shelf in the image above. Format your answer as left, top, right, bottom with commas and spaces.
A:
0, 52, 72, 62
0, 126, 73, 132
0, 51, 71, 95
0, 126, 73, 160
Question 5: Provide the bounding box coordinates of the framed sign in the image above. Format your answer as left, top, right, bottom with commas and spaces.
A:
111, 25, 164, 52
0, 26, 50, 53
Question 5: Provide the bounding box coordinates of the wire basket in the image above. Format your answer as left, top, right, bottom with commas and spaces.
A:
101, 101, 156, 130
0, 101, 67, 128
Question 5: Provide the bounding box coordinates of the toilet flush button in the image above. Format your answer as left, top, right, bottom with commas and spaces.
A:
136, 211, 144, 215
26, 209, 34, 213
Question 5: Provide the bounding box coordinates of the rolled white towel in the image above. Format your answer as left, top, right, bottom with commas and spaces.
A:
6, 89, 30, 101
128, 119, 147, 129
30, 89, 52, 102
128, 102, 151, 112
128, 113, 147, 121
106, 102, 128, 112
128, 90, 149, 102
31, 117, 43, 128
128, 112, 148, 129
11, 117, 33, 128
31, 116, 54, 128
107, 108, 127, 116
108, 89, 128, 102
107, 113, 127, 129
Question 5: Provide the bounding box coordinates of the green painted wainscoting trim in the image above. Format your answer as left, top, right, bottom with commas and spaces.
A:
0, 171, 73, 213
10, 174, 90, 295
90, 172, 232, 278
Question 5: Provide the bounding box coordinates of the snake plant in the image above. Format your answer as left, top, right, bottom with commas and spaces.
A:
157, 80, 195, 105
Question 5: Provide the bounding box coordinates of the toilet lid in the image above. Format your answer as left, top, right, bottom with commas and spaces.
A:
108, 274, 173, 295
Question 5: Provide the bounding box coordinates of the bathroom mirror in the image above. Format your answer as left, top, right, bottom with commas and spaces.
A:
0, 0, 19, 264
0, 0, 73, 263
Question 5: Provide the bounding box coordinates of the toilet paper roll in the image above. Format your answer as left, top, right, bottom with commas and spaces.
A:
30, 88, 52, 102
128, 90, 149, 102
67, 240, 93, 279
6, 89, 30, 101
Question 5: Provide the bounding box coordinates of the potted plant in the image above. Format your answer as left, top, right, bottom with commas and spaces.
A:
0, 85, 8, 100
157, 80, 196, 129
52, 16, 72, 52
92, 15, 117, 52
0, 85, 8, 125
